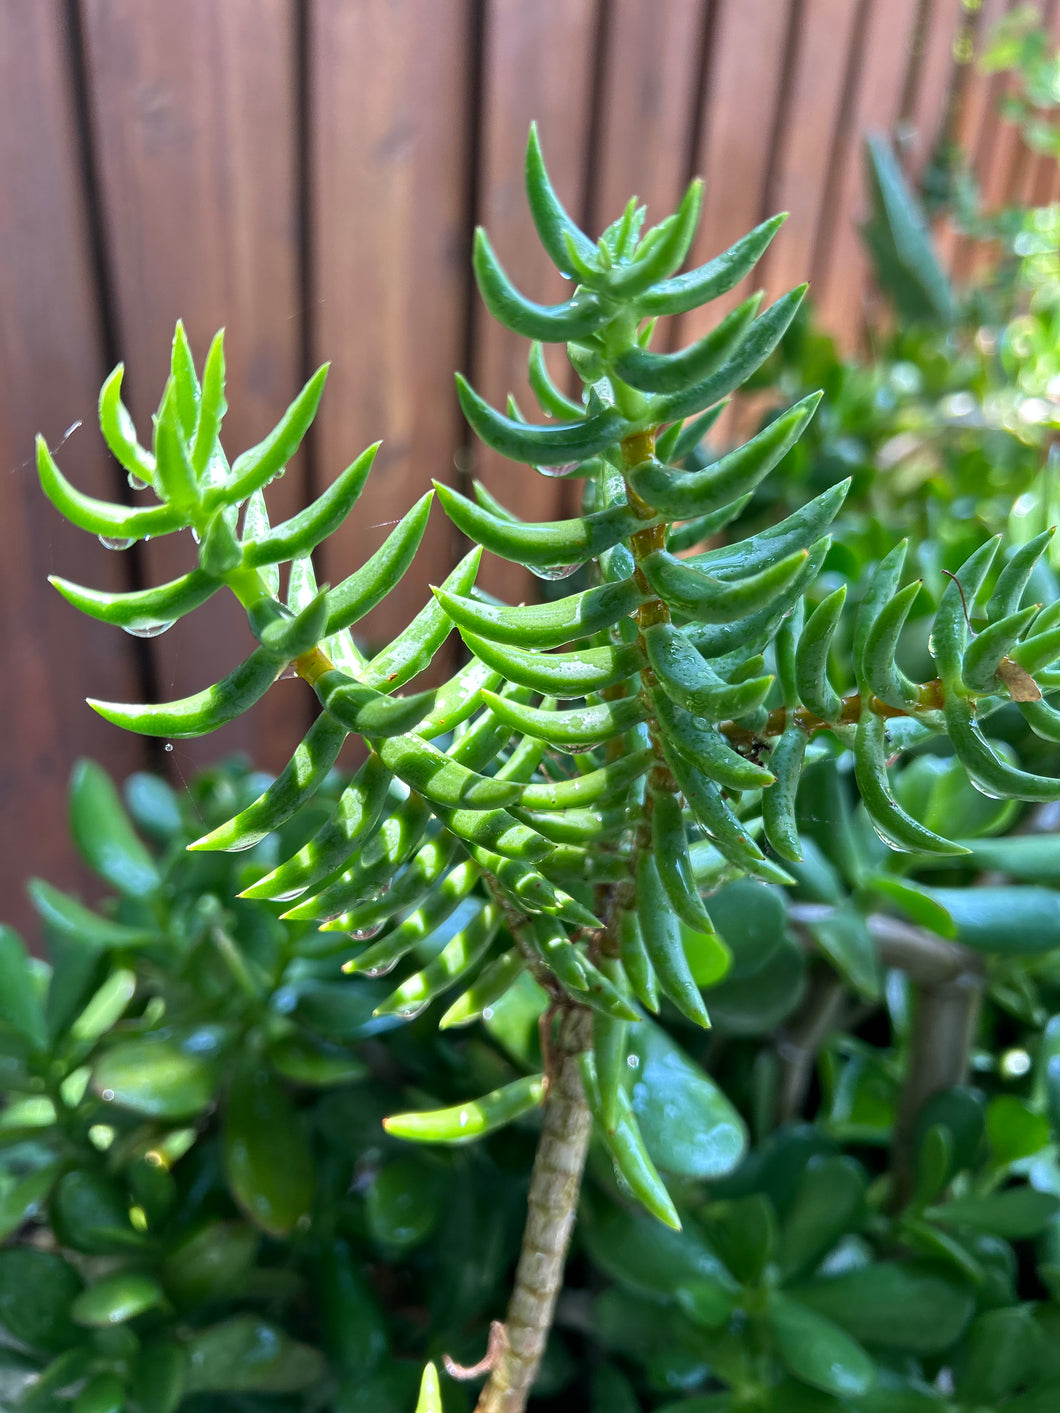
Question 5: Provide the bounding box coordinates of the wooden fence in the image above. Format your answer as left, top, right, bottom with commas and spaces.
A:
2, 0, 1057, 940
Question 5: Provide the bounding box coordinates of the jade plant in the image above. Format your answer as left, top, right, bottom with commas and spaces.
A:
11, 125, 1060, 1411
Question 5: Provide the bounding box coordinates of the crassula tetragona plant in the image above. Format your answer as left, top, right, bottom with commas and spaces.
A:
30, 125, 1060, 1412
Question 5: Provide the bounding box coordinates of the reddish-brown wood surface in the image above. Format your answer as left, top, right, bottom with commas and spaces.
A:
80, 0, 307, 775
3, 0, 1053, 925
310, 0, 473, 667
684, 0, 797, 336
471, 0, 600, 602
591, 0, 705, 250
0, 1, 145, 943
815, 0, 923, 346
762, 0, 864, 314
903, 0, 964, 177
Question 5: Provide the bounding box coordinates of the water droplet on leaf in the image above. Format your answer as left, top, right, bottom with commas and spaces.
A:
122, 620, 175, 639
98, 534, 134, 551
349, 923, 385, 942
530, 562, 581, 582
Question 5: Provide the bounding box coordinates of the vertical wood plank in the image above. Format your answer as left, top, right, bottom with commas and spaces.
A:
81, 0, 304, 773
311, 0, 473, 663
1007, 0, 1060, 207
939, 0, 1007, 278
761, 0, 863, 320
591, 0, 704, 237
903, 0, 964, 176
471, 0, 599, 601
814, 0, 922, 347
954, 0, 1021, 283
682, 0, 796, 339
0, 0, 145, 942
1029, 0, 1060, 208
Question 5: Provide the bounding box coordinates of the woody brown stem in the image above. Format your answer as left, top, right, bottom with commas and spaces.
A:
891, 970, 983, 1209
475, 1003, 593, 1413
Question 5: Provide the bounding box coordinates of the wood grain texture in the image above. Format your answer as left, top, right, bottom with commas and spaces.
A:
814, 0, 922, 348
1006, 0, 1060, 208
590, 0, 703, 239
762, 0, 863, 324
0, 0, 145, 944
903, 0, 964, 176
310, 0, 473, 668
683, 0, 796, 338
939, 0, 1006, 279
80, 0, 305, 773
471, 0, 599, 601
956, 0, 1022, 284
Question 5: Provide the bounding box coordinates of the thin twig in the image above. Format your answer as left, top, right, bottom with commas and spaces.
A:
788, 903, 981, 986
786, 901, 985, 1206
891, 971, 984, 1208
775, 967, 848, 1122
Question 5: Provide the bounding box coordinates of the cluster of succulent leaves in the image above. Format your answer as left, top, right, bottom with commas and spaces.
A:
741, 134, 1059, 597
6, 119, 1060, 1410
5, 746, 1060, 1413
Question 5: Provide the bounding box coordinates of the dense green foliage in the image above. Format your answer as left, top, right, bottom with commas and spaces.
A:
4, 76, 1060, 1413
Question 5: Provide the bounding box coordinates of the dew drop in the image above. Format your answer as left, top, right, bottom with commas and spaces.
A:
349, 923, 385, 942
122, 620, 175, 639
626, 1054, 640, 1069
278, 664, 299, 681
534, 461, 580, 479
127, 472, 149, 491
98, 534, 134, 551
164, 743, 174, 753
864, 818, 906, 852
967, 776, 1004, 801
530, 561, 582, 582
190, 528, 202, 544
362, 961, 398, 978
